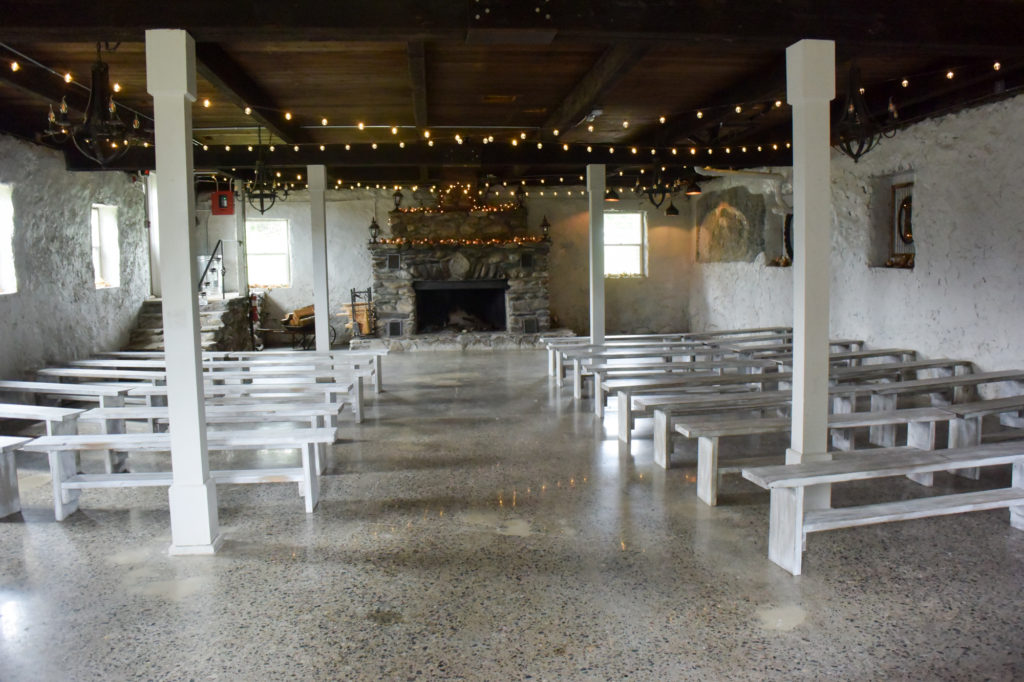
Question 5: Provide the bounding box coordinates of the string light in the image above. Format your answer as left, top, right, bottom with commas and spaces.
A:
294, 145, 299, 152
112, 82, 121, 92
946, 70, 955, 79
520, 131, 527, 139
696, 111, 703, 119
659, 115, 666, 124
993, 61, 1002, 71
734, 105, 742, 113
202, 98, 211, 108
358, 122, 365, 130
345, 144, 351, 150
372, 142, 378, 149
775, 100, 782, 108
284, 111, 292, 120
202, 144, 209, 151
901, 79, 909, 88
553, 129, 560, 136
10, 61, 19, 72
322, 117, 329, 126
244, 106, 252, 115
562, 143, 569, 151
63, 72, 72, 83
622, 120, 629, 128
423, 130, 431, 139
391, 126, 398, 134
224, 145, 231, 151
247, 145, 253, 152
587, 124, 594, 132
319, 144, 325, 151
399, 141, 405, 148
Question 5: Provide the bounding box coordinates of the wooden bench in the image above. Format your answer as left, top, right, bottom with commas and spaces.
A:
0, 436, 32, 518
605, 369, 791, 419
127, 379, 360, 423
18, 427, 337, 520
80, 401, 345, 474
674, 406, 954, 506
942, 395, 1024, 479
575, 357, 775, 402
742, 441, 1024, 575
0, 403, 86, 514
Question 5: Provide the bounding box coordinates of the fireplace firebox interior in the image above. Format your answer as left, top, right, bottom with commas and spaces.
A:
414, 280, 508, 333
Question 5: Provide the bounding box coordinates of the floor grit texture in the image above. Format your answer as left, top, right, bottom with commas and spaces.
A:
1, 350, 1022, 680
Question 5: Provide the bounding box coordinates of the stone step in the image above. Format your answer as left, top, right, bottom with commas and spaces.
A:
136, 311, 227, 329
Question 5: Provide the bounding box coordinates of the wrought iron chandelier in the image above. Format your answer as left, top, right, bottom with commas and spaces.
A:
834, 65, 896, 162
246, 126, 288, 214
43, 42, 148, 166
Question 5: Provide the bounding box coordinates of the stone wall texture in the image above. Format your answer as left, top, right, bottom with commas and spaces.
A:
688, 95, 1024, 371
0, 134, 148, 378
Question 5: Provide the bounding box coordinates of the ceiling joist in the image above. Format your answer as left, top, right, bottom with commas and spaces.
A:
194, 42, 310, 144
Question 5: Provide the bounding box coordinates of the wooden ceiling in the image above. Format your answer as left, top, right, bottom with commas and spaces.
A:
0, 0, 1022, 189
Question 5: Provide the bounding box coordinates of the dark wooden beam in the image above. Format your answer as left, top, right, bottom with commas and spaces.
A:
2, 1, 1023, 56
542, 45, 649, 137
406, 41, 428, 129
194, 42, 310, 144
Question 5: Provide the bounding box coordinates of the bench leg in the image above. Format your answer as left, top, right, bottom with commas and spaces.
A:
831, 392, 854, 451
1011, 460, 1024, 530
595, 384, 605, 417
653, 410, 672, 468
373, 355, 383, 393
696, 436, 720, 506
905, 420, 935, 486
48, 449, 81, 521
572, 359, 584, 401
869, 394, 897, 447
352, 376, 364, 423
99, 395, 127, 474
617, 391, 632, 452
555, 353, 565, 387
301, 442, 320, 513
768, 486, 805, 576
947, 416, 981, 480
547, 348, 555, 377
0, 449, 20, 519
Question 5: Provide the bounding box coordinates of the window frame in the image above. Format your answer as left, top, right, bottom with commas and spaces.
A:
0, 184, 15, 295
602, 210, 648, 278
90, 203, 120, 289
245, 218, 292, 288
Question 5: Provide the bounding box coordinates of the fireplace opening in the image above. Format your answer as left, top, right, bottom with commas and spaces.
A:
414, 280, 508, 333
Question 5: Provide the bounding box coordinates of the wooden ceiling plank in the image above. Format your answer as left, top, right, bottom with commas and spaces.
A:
194, 42, 310, 144
542, 44, 649, 137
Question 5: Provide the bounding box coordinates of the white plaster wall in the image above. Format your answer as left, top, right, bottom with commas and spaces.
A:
531, 191, 693, 334
206, 189, 382, 327
0, 135, 148, 379
688, 95, 1024, 370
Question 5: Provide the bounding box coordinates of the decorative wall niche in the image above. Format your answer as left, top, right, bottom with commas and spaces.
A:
869, 170, 915, 268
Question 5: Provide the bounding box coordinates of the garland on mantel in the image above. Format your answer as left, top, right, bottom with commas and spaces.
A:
375, 236, 547, 247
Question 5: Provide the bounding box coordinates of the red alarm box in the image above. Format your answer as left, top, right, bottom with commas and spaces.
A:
211, 190, 234, 215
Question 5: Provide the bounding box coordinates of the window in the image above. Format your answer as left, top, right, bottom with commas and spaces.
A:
90, 204, 120, 288
246, 219, 291, 287
604, 211, 646, 277
0, 184, 15, 294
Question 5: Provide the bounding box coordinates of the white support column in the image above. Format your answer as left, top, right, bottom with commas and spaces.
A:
308, 165, 330, 351
586, 164, 606, 344
146, 29, 221, 555
232, 178, 249, 297
785, 39, 836, 511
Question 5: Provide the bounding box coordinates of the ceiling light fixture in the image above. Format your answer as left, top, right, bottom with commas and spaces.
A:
42, 42, 149, 166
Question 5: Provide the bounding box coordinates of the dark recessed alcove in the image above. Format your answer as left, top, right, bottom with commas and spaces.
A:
413, 280, 508, 333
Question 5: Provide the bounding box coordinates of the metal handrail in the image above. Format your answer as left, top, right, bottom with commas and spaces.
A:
198, 239, 224, 293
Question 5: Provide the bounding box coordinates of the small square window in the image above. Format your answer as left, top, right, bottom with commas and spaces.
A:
604, 211, 647, 277
246, 219, 291, 287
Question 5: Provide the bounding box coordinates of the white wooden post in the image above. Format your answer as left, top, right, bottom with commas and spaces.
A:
146, 29, 221, 555
586, 164, 606, 344
786, 38, 835, 492
308, 165, 330, 351
232, 178, 249, 297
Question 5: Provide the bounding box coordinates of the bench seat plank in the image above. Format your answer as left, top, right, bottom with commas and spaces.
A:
62, 467, 307, 489
804, 488, 1024, 533
742, 441, 1024, 489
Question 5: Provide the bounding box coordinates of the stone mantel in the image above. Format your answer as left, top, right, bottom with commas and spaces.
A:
368, 211, 551, 336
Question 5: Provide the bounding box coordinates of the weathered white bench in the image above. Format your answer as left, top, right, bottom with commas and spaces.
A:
943, 395, 1024, 479
128, 379, 360, 423
36, 367, 168, 383
674, 406, 954, 506
18, 427, 337, 520
742, 441, 1024, 575
576, 357, 775, 402
0, 403, 86, 515
0, 436, 32, 517
605, 369, 791, 419
80, 401, 344, 473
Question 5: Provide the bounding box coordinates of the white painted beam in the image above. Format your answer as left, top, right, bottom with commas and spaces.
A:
308, 165, 330, 351
586, 164, 606, 344
785, 39, 836, 513
232, 178, 249, 297
146, 29, 221, 555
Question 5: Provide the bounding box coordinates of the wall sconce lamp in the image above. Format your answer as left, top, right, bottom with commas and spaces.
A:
393, 189, 404, 209
368, 216, 381, 244
540, 215, 551, 240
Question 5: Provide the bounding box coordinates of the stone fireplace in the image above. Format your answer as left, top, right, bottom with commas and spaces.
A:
368, 207, 552, 340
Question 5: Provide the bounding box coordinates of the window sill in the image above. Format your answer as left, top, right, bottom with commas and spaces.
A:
605, 274, 646, 279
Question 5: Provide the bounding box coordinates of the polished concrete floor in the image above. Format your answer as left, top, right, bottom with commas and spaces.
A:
2, 350, 1022, 680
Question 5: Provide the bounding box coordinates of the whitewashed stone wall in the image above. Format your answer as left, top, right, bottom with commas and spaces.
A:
0, 135, 148, 379
205, 189, 381, 336
529, 192, 692, 334
688, 95, 1024, 371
